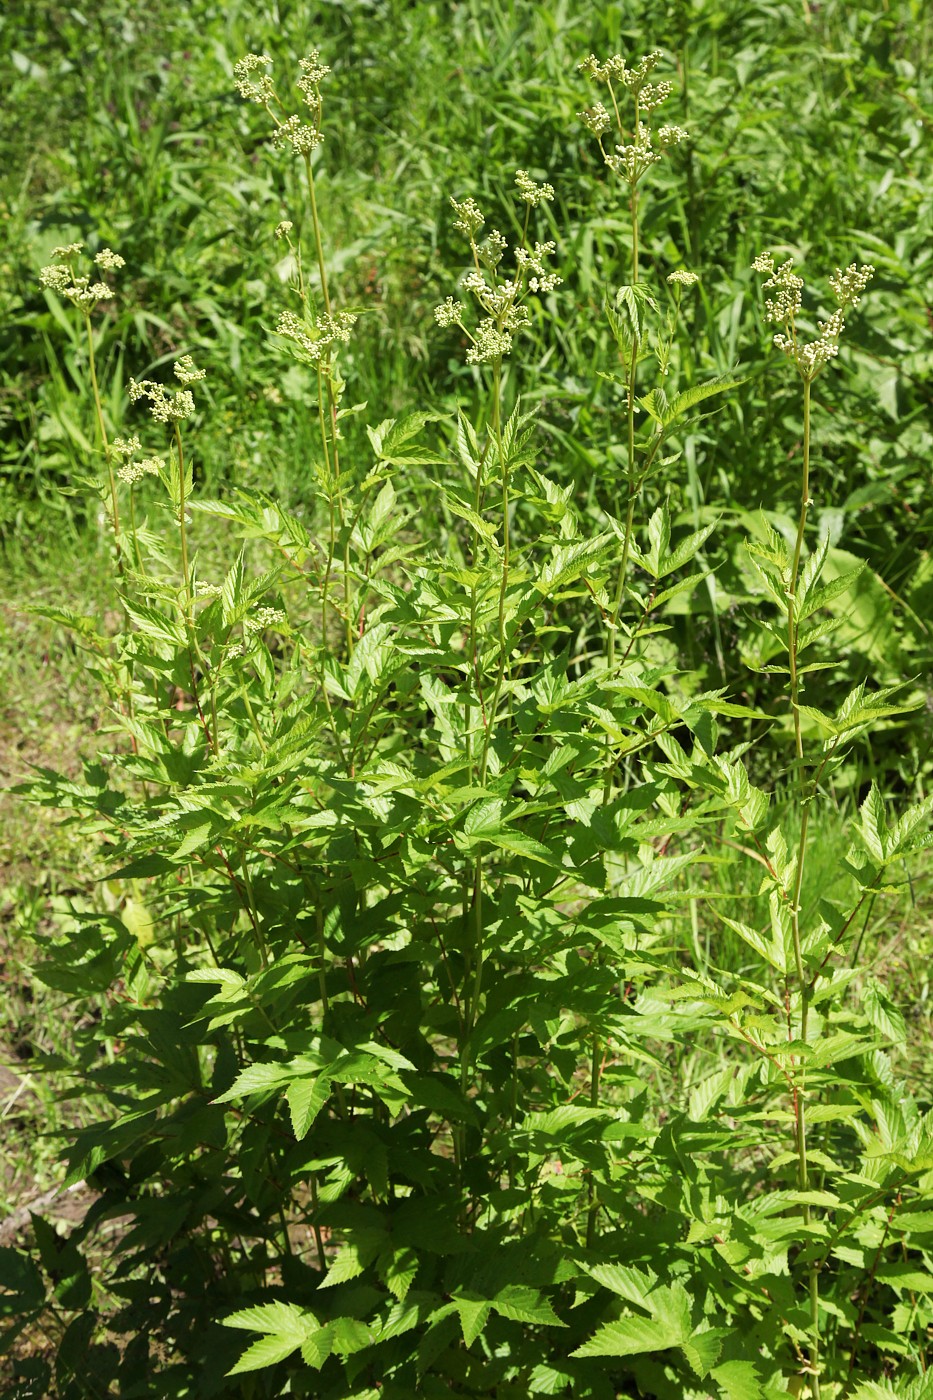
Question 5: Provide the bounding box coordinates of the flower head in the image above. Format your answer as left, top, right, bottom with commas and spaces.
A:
578, 102, 612, 137
39, 243, 124, 312
434, 296, 465, 328
297, 50, 330, 96
175, 354, 206, 385
829, 262, 875, 309
111, 435, 142, 459
450, 196, 486, 240
667, 269, 699, 288
579, 52, 685, 188
515, 169, 555, 207
117, 455, 164, 484
753, 252, 874, 381
272, 113, 323, 155
275, 308, 357, 365
234, 53, 275, 105
129, 378, 196, 423
437, 183, 559, 366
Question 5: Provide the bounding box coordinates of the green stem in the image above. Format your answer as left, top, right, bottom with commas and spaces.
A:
174, 424, 192, 610
84, 313, 121, 551
478, 358, 508, 785
128, 486, 144, 574
603, 341, 639, 802
630, 180, 640, 283
787, 373, 820, 1397
585, 1032, 601, 1246
302, 153, 351, 655
303, 153, 332, 318
465, 360, 508, 1093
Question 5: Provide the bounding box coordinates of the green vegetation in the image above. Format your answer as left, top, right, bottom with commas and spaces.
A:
1, 2, 932, 1397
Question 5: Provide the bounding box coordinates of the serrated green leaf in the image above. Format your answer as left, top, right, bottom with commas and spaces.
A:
286, 1076, 331, 1139
711, 1359, 764, 1400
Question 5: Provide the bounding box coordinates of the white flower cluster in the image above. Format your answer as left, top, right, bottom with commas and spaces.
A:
272, 113, 323, 155
129, 356, 206, 423
245, 607, 286, 634
297, 50, 330, 95
112, 435, 141, 458
234, 50, 330, 157
174, 353, 207, 385
667, 270, 699, 288
640, 81, 673, 112
276, 308, 357, 365
275, 220, 294, 240
436, 182, 561, 365
515, 169, 555, 207
578, 50, 664, 93
117, 456, 164, 485
579, 102, 611, 137
450, 196, 485, 240
38, 242, 125, 312
829, 262, 875, 308
752, 252, 874, 381
110, 434, 163, 483
233, 53, 275, 105
579, 51, 686, 189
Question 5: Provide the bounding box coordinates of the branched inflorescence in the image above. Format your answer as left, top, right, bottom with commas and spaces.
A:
752, 253, 874, 381
234, 50, 329, 156
129, 355, 207, 423
234, 51, 354, 381
578, 50, 688, 192
435, 172, 561, 365
38, 244, 125, 311
110, 435, 163, 484
276, 308, 358, 367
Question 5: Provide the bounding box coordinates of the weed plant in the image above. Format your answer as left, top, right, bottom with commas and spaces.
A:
3, 18, 933, 1400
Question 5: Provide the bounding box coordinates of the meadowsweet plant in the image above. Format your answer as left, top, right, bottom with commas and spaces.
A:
661, 254, 933, 1395
9, 34, 933, 1400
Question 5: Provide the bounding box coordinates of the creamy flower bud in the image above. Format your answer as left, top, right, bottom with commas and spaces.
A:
175, 354, 206, 385
234, 53, 275, 104
112, 435, 142, 459
515, 169, 555, 207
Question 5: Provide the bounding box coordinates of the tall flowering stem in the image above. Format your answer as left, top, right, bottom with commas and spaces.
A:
579, 54, 693, 1242
234, 51, 357, 656
753, 251, 874, 1395
578, 52, 689, 681
434, 173, 559, 1119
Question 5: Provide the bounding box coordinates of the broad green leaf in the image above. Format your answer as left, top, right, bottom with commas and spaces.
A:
711, 1359, 764, 1400
286, 1076, 331, 1139
455, 1295, 491, 1346
660, 373, 743, 427
492, 1285, 565, 1327
227, 1331, 303, 1375
572, 1283, 690, 1357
